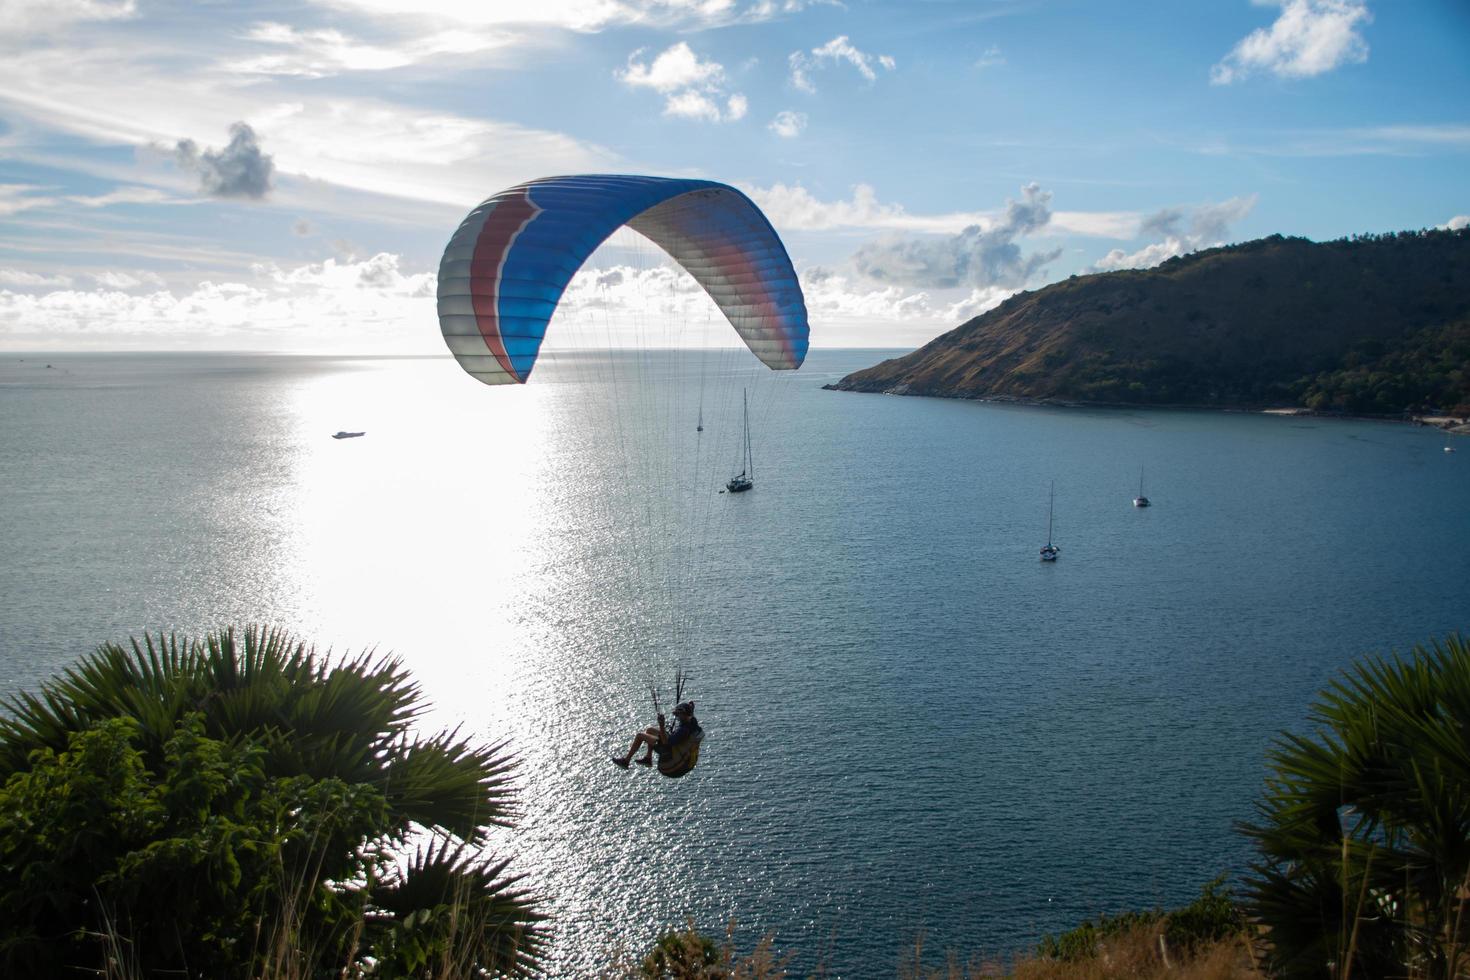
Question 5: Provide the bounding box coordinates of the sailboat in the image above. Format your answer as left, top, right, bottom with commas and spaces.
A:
726, 389, 754, 493
1040, 482, 1060, 561
1133, 466, 1151, 507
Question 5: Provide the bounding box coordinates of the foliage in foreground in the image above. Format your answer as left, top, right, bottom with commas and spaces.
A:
0, 626, 544, 978
1035, 878, 1245, 964
601, 922, 789, 979
615, 900, 1258, 980
1240, 633, 1470, 980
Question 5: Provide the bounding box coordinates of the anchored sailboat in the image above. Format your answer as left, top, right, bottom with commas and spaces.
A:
1133, 466, 1151, 507
1040, 482, 1059, 561
726, 389, 754, 493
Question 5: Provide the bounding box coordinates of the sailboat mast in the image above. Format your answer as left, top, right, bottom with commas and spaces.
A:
743, 388, 753, 480
1047, 482, 1054, 547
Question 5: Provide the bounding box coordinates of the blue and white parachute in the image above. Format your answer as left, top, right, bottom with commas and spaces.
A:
437, 175, 809, 384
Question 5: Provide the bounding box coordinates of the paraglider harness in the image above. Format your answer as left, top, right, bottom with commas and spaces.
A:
650, 672, 703, 779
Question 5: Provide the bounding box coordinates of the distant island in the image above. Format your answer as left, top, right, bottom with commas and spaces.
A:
826, 228, 1470, 420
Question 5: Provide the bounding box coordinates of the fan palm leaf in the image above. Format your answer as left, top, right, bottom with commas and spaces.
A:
1240, 633, 1470, 979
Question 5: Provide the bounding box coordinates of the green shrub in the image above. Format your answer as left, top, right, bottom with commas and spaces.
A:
1038, 909, 1162, 961
1036, 878, 1245, 964
0, 627, 545, 978
641, 925, 722, 978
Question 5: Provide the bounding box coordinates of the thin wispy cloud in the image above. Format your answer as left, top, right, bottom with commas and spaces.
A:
0, 42, 620, 208
0, 0, 134, 36
973, 45, 1005, 69
0, 183, 59, 217
306, 0, 831, 32
618, 43, 747, 123
1212, 0, 1371, 84
789, 36, 895, 93
1092, 194, 1258, 271
225, 22, 510, 78
70, 187, 175, 207
751, 183, 1141, 238
1193, 123, 1470, 158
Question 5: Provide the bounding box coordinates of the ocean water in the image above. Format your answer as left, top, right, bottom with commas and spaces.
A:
1, 350, 1467, 976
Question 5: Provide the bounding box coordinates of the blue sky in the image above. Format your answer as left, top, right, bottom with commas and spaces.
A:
1, 0, 1466, 352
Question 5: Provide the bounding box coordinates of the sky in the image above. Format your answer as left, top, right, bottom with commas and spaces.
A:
0, 0, 1467, 353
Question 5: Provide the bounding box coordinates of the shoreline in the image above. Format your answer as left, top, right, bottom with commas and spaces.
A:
820, 382, 1469, 432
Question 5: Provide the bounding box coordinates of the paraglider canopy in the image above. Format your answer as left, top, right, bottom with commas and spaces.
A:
437, 175, 809, 385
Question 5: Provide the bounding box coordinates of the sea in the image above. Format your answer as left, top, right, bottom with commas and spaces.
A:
1, 349, 1466, 976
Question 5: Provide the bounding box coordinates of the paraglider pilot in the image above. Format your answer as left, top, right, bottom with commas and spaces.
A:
612, 701, 700, 774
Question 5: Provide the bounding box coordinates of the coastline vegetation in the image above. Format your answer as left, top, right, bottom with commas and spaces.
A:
2, 630, 1466, 977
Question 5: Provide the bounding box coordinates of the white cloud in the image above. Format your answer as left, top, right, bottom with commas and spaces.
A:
0, 268, 73, 288
663, 91, 722, 122
92, 270, 166, 289
307, 0, 832, 32
0, 252, 437, 350
798, 266, 1017, 342
1092, 194, 1257, 271
769, 110, 807, 138
225, 22, 512, 78
788, 35, 895, 93
0, 44, 620, 208
1212, 0, 1371, 85
852, 183, 1060, 289
617, 42, 747, 123
943, 286, 1014, 323
749, 183, 912, 230
618, 41, 725, 93
0, 0, 134, 36
1443, 215, 1469, 231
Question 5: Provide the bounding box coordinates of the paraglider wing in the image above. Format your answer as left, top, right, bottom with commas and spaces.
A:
437, 175, 809, 385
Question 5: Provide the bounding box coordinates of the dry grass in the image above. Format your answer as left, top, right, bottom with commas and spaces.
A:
600, 918, 1263, 980
894, 921, 1262, 980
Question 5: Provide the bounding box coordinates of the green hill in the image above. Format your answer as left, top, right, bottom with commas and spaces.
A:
826, 228, 1470, 417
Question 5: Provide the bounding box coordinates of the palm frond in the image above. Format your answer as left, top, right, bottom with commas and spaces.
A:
385, 731, 522, 840
370, 834, 547, 978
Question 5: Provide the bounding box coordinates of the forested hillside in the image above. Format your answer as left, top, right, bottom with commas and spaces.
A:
827, 228, 1470, 416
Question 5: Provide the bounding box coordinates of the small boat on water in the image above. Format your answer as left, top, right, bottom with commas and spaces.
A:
725, 389, 754, 493
332, 431, 366, 440
1040, 482, 1060, 562
1133, 466, 1151, 507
